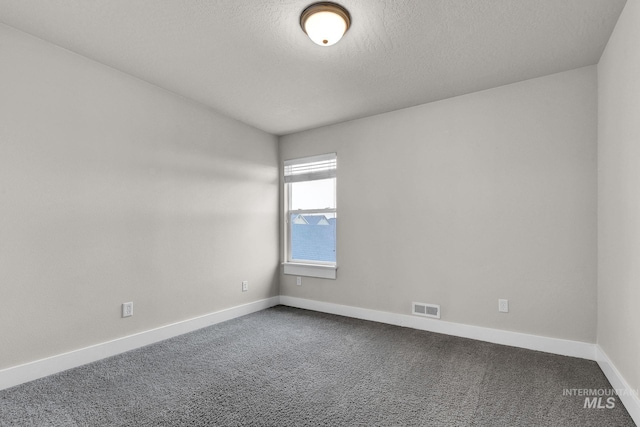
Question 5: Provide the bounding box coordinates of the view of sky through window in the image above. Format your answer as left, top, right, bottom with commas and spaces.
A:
290, 178, 336, 262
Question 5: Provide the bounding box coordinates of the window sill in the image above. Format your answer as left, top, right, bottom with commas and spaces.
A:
282, 262, 337, 280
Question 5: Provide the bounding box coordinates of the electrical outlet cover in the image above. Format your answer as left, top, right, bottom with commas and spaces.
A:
498, 299, 509, 313
122, 302, 133, 318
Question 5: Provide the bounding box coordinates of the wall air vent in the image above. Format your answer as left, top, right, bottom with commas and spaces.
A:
412, 302, 440, 319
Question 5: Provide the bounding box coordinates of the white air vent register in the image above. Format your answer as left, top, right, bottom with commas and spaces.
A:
412, 302, 440, 319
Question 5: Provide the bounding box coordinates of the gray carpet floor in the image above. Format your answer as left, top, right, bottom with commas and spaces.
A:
0, 306, 636, 426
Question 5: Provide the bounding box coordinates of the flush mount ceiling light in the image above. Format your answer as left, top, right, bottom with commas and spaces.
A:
300, 2, 351, 47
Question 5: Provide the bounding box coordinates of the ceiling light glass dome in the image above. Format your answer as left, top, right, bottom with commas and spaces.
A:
300, 2, 351, 47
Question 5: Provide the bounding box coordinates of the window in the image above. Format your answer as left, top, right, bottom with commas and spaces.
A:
283, 153, 337, 279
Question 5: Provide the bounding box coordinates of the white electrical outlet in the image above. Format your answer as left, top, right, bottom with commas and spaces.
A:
296, 276, 302, 286
498, 299, 509, 313
242, 281, 248, 292
122, 302, 133, 318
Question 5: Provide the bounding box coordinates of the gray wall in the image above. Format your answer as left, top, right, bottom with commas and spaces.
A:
598, 0, 640, 397
280, 66, 598, 343
0, 24, 279, 369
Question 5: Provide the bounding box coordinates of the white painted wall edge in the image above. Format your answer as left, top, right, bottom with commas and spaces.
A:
0, 296, 280, 391
279, 296, 596, 360
596, 345, 640, 425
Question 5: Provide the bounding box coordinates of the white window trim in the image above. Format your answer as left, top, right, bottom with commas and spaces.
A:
283, 153, 337, 280
282, 262, 337, 280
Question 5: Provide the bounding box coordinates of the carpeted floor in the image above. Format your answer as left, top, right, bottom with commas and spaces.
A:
0, 306, 636, 426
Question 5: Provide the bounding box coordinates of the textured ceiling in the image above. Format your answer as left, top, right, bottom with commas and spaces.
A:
0, 0, 627, 135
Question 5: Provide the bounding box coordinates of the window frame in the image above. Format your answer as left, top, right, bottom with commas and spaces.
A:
282, 153, 337, 280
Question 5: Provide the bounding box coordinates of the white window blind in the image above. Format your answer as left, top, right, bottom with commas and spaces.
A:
284, 153, 336, 183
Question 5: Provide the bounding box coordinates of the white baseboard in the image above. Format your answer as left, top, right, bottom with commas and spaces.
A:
0, 296, 280, 391
279, 296, 596, 360
596, 345, 640, 425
